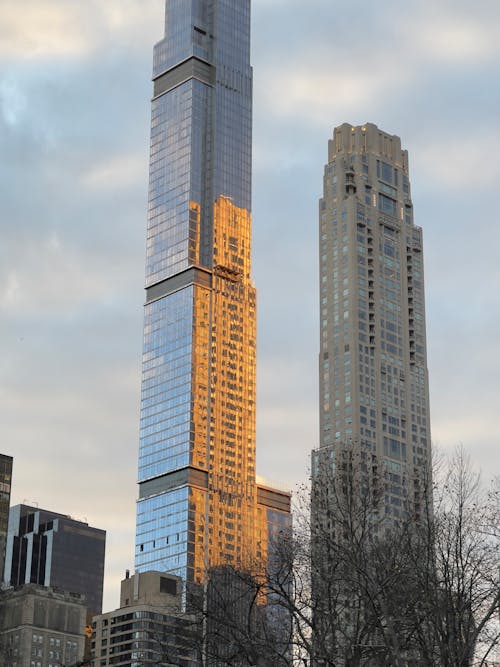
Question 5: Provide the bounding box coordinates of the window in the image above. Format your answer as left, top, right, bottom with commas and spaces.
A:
160, 576, 177, 596
377, 160, 395, 183
379, 194, 396, 216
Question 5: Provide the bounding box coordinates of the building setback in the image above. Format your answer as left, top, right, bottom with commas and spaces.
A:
4, 505, 106, 615
315, 121, 431, 522
91, 571, 198, 667
135, 0, 290, 590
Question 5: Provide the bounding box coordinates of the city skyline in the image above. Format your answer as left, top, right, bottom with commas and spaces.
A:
1, 0, 500, 612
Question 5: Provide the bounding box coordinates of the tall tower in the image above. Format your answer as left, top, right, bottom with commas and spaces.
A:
135, 0, 258, 587
315, 122, 431, 521
0, 454, 13, 582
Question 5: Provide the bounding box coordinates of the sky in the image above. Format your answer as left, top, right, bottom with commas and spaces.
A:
1, 0, 499, 612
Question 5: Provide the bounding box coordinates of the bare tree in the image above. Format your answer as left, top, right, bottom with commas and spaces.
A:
126, 612, 200, 667
195, 446, 499, 667
173, 564, 291, 666
406, 448, 500, 666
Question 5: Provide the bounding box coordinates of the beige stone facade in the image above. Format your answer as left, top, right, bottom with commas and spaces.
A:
91, 571, 197, 667
316, 122, 431, 519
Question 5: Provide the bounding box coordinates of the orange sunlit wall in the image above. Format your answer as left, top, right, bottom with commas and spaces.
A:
207, 196, 257, 571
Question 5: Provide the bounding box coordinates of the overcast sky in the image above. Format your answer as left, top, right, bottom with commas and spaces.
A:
1, 0, 499, 612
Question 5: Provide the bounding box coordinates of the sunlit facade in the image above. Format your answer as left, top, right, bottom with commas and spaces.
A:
135, 0, 285, 589
314, 122, 431, 520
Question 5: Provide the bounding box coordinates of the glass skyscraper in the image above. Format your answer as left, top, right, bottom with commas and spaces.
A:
314, 122, 431, 521
4, 504, 106, 615
135, 0, 289, 590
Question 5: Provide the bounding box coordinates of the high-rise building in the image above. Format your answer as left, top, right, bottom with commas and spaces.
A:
4, 504, 106, 615
135, 0, 290, 592
315, 121, 431, 523
0, 453, 13, 581
310, 122, 432, 664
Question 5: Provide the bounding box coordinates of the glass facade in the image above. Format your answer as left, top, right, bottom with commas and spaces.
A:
145, 0, 252, 288
136, 0, 274, 589
139, 288, 195, 481
4, 505, 106, 614
136, 487, 190, 582
316, 123, 431, 520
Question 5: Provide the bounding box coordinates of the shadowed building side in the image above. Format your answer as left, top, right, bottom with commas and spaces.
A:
0, 454, 13, 583
4, 504, 105, 616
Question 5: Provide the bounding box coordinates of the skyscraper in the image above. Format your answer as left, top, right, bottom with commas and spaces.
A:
135, 0, 288, 591
309, 123, 432, 664
315, 121, 431, 523
0, 453, 13, 581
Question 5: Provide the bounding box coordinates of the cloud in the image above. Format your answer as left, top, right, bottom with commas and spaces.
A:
415, 134, 500, 190
0, 3, 90, 58
0, 77, 27, 126
82, 153, 147, 190
1, 358, 140, 608
252, 0, 500, 137
1, 273, 20, 306
0, 0, 163, 59
257, 353, 318, 487
0, 235, 105, 314
257, 64, 407, 126
412, 17, 500, 64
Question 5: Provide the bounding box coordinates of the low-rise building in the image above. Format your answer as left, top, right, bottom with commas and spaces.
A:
91, 571, 198, 667
0, 584, 87, 667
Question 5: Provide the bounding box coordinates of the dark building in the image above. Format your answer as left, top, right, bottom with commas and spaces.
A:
0, 454, 13, 582
0, 584, 87, 667
4, 505, 105, 615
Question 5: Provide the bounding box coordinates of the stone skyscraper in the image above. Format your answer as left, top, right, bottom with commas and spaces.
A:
315, 122, 431, 521
135, 0, 290, 590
